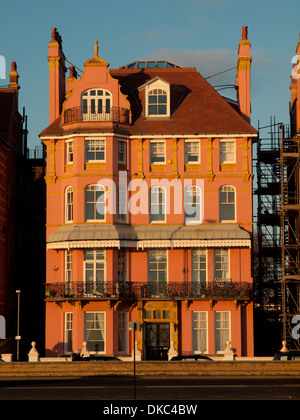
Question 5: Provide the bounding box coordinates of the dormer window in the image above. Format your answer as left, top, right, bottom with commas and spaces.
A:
142, 78, 170, 118
148, 89, 167, 116
82, 89, 112, 121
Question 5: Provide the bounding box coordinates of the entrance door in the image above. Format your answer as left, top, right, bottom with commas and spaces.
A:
145, 323, 170, 360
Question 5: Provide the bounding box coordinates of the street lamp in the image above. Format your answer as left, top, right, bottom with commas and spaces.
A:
129, 321, 141, 400
15, 290, 21, 361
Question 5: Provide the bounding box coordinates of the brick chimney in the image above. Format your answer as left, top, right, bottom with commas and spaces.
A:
66, 66, 77, 99
47, 28, 66, 124
9, 62, 20, 91
236, 26, 252, 123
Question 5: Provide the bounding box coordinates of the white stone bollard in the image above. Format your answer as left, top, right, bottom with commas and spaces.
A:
28, 341, 39, 362
131, 340, 142, 361
80, 341, 90, 358
224, 340, 235, 360
1, 353, 13, 362
168, 340, 178, 360
280, 340, 289, 353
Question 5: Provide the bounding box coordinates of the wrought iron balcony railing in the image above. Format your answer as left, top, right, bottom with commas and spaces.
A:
45, 280, 252, 301
63, 106, 131, 124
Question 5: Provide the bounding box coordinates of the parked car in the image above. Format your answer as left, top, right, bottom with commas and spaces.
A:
170, 354, 213, 362
273, 351, 300, 361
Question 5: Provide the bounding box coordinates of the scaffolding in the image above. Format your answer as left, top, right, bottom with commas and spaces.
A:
254, 118, 286, 354
255, 116, 300, 353
280, 131, 300, 350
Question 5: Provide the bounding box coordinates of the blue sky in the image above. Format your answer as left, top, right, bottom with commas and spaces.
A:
0, 0, 299, 148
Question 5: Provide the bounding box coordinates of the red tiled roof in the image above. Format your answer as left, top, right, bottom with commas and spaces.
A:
40, 67, 257, 137
110, 67, 257, 135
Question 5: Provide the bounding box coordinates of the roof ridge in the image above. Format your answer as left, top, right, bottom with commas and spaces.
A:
110, 67, 197, 73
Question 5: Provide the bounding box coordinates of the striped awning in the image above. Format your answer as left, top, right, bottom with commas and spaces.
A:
46, 224, 251, 250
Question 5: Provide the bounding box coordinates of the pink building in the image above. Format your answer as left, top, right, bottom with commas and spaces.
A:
40, 27, 257, 359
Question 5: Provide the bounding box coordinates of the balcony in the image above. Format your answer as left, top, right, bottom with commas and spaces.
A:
63, 106, 131, 125
45, 280, 252, 302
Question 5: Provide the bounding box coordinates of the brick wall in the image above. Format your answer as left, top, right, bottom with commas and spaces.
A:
0, 361, 300, 378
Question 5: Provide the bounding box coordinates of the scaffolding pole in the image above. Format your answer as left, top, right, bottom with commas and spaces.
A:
280, 131, 300, 350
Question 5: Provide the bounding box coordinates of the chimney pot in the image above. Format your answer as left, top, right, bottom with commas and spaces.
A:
242, 26, 248, 40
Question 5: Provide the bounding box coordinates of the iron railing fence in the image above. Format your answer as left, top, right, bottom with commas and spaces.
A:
63, 106, 131, 124
45, 280, 252, 301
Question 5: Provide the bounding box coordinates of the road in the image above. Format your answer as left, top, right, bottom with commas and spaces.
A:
0, 375, 299, 401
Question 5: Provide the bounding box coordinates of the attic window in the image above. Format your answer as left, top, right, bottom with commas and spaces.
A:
148, 89, 167, 116
144, 79, 170, 118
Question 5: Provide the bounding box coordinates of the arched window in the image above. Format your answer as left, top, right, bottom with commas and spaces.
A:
81, 89, 112, 121
85, 184, 105, 221
65, 186, 73, 223
149, 186, 166, 222
148, 89, 167, 116
184, 185, 201, 224
219, 185, 236, 222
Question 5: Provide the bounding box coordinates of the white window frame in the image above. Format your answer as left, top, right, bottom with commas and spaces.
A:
85, 138, 106, 162
85, 184, 106, 222
65, 250, 73, 286
185, 139, 201, 164
148, 249, 168, 284
118, 248, 127, 282
81, 89, 112, 121
219, 185, 236, 222
149, 186, 166, 223
84, 311, 106, 353
66, 140, 73, 164
84, 249, 106, 296
64, 312, 73, 354
145, 80, 170, 118
214, 311, 231, 354
191, 249, 207, 284
65, 186, 73, 223
214, 248, 230, 280
184, 185, 202, 224
118, 312, 128, 354
219, 139, 236, 164
192, 311, 208, 354
150, 140, 166, 164
118, 185, 127, 223
118, 140, 127, 164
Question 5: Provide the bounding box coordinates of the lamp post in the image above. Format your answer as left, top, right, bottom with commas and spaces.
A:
15, 290, 21, 361
129, 321, 141, 400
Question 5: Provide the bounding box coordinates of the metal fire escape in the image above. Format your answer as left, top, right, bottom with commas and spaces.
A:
280, 132, 300, 350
